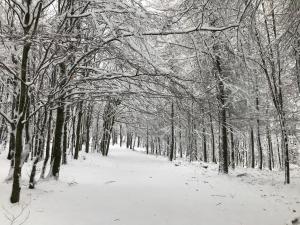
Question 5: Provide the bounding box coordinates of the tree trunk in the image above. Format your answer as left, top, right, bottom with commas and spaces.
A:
266, 124, 273, 170
10, 40, 31, 203
230, 125, 235, 169
74, 102, 83, 160
146, 124, 149, 154
276, 133, 282, 168
62, 106, 69, 164
179, 124, 183, 158
216, 58, 228, 174
203, 125, 207, 162
249, 126, 255, 168
85, 104, 93, 153
70, 111, 76, 155
51, 102, 64, 179
41, 110, 52, 179
119, 124, 122, 147
280, 117, 290, 184
50, 61, 67, 178
256, 96, 263, 170
29, 110, 47, 189
7, 97, 16, 160
209, 112, 216, 163
169, 102, 174, 161
100, 98, 120, 156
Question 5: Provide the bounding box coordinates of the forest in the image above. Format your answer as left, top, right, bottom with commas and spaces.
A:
0, 0, 300, 225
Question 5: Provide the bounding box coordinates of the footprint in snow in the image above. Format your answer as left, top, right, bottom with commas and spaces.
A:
211, 194, 226, 198
105, 180, 116, 184
68, 181, 78, 186
286, 217, 300, 225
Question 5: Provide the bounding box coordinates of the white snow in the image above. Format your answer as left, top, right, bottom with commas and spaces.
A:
0, 145, 300, 225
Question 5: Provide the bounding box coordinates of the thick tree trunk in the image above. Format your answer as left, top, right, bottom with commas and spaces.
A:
50, 61, 67, 178
10, 40, 31, 203
51, 102, 64, 179
216, 57, 228, 174
10, 118, 24, 203
126, 132, 133, 150
219, 101, 228, 174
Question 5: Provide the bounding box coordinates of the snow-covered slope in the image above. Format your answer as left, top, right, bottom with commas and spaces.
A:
0, 146, 299, 225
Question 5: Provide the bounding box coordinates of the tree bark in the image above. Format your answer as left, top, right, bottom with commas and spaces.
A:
85, 104, 93, 153
62, 106, 69, 164
100, 98, 120, 156
230, 125, 235, 169
146, 124, 149, 154
169, 102, 174, 161
250, 126, 255, 168
209, 112, 216, 163
266, 124, 273, 171
203, 125, 208, 162
215, 56, 228, 174
29, 110, 47, 189
74, 102, 83, 159
10, 38, 31, 203
256, 96, 263, 170
51, 101, 64, 179
41, 110, 52, 179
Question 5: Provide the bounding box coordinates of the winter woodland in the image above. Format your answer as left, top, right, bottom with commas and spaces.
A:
0, 0, 300, 225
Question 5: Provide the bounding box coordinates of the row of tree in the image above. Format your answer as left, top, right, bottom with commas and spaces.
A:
0, 0, 299, 204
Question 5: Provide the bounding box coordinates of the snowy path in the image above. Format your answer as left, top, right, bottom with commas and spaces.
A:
0, 147, 300, 225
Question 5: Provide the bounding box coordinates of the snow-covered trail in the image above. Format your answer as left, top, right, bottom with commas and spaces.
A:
0, 146, 299, 225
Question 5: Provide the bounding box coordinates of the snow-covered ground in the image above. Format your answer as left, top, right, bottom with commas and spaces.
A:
0, 146, 300, 225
